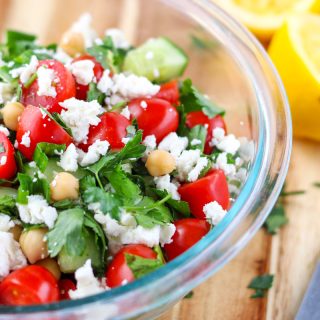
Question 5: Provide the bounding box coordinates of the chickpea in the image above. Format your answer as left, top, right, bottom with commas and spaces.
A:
59, 31, 85, 57
1, 102, 24, 131
9, 224, 23, 241
36, 258, 61, 280
19, 228, 49, 264
50, 172, 79, 201
146, 150, 176, 177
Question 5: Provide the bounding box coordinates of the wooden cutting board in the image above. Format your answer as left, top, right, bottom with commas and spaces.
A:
1, 1, 320, 319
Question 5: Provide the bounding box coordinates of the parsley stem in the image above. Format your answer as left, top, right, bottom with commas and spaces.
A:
24, 73, 37, 89
95, 173, 104, 190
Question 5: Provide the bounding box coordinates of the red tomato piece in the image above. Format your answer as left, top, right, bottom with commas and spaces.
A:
155, 80, 179, 104
58, 279, 76, 301
21, 59, 76, 114
16, 105, 73, 160
164, 218, 210, 261
72, 55, 104, 100
0, 265, 59, 305
128, 98, 179, 142
186, 111, 227, 154
78, 112, 130, 152
0, 132, 16, 180
178, 169, 230, 219
106, 244, 157, 288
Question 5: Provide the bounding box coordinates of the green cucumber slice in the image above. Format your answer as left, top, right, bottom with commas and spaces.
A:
123, 37, 188, 82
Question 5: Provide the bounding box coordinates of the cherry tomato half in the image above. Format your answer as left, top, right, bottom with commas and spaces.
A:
78, 112, 130, 152
128, 98, 179, 142
0, 265, 59, 305
178, 169, 230, 219
0, 132, 16, 180
155, 80, 179, 105
106, 244, 157, 288
72, 55, 104, 100
164, 218, 210, 261
59, 279, 76, 301
21, 59, 76, 114
186, 111, 226, 154
17, 105, 73, 160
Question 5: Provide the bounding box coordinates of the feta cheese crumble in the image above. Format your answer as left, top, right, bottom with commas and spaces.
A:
36, 66, 57, 97
94, 211, 175, 248
105, 28, 130, 49
211, 128, 240, 155
190, 138, 202, 146
17, 195, 58, 229
0, 214, 14, 232
10, 55, 39, 84
58, 143, 79, 172
97, 69, 113, 94
203, 201, 227, 225
70, 60, 95, 85
20, 131, 31, 148
0, 232, 27, 279
69, 260, 106, 299
120, 106, 131, 120
187, 157, 208, 182
214, 152, 236, 177
0, 83, 15, 104
158, 132, 188, 159
142, 135, 157, 157
176, 149, 201, 181
78, 140, 110, 166
154, 174, 180, 200
59, 98, 104, 143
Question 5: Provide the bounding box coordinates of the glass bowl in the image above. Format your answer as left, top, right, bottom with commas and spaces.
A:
0, 0, 291, 319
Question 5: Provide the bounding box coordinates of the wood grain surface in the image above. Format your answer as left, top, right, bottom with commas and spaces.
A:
0, 1, 319, 319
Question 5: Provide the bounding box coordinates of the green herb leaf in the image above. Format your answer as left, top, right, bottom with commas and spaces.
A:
188, 125, 207, 152
180, 79, 225, 118
51, 112, 73, 136
125, 253, 163, 279
87, 82, 105, 105
52, 199, 79, 210
6, 30, 37, 57
264, 203, 288, 235
0, 195, 17, 216
79, 175, 96, 195
83, 187, 122, 220
47, 208, 86, 257
33, 142, 66, 172
248, 274, 274, 299
153, 189, 190, 216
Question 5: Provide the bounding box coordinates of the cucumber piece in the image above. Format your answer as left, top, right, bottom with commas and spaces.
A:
25, 159, 86, 182
58, 232, 101, 273
0, 187, 17, 198
123, 37, 188, 82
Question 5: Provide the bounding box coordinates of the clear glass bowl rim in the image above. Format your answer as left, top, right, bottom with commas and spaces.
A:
0, 0, 292, 317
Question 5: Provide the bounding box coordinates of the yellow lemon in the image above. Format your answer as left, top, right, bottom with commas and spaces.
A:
268, 14, 320, 140
212, 0, 320, 41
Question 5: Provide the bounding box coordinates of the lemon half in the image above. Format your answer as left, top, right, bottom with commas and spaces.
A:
268, 14, 320, 140
213, 0, 320, 40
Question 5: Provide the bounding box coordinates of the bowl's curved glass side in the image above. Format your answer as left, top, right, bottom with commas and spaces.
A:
0, 0, 291, 319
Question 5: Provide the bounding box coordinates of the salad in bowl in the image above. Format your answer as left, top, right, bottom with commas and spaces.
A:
0, 13, 253, 305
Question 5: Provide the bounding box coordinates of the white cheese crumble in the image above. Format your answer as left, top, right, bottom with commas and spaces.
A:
203, 201, 227, 225
17, 195, 58, 229
59, 98, 104, 143
70, 60, 95, 85
36, 66, 57, 97
58, 143, 79, 172
97, 69, 113, 94
70, 13, 98, 48
190, 138, 202, 146
105, 28, 130, 49
120, 106, 131, 120
142, 135, 157, 157
188, 157, 208, 182
214, 152, 236, 177
0, 83, 15, 104
54, 48, 72, 64
154, 175, 181, 200
158, 132, 188, 159
0, 156, 7, 165
0, 125, 10, 137
238, 137, 255, 162
176, 149, 201, 181
69, 259, 107, 299
0, 214, 14, 232
94, 211, 175, 247
0, 232, 27, 279
10, 55, 39, 84
78, 140, 110, 166
20, 130, 31, 148
210, 128, 240, 155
